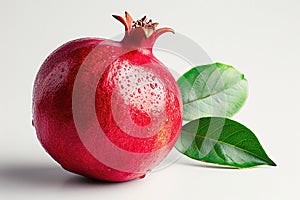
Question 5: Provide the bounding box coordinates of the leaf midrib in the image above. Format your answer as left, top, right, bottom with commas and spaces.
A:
181, 129, 269, 163
183, 79, 245, 107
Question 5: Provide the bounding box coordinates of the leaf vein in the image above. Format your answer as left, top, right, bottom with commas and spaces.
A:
181, 129, 269, 163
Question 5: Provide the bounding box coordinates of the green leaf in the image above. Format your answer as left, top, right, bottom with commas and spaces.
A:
177, 62, 248, 121
175, 117, 276, 168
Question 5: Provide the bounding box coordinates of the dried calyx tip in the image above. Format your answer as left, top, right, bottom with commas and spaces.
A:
132, 15, 175, 35
132, 15, 158, 30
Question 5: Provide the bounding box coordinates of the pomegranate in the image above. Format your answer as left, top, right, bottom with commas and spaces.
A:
32, 12, 183, 182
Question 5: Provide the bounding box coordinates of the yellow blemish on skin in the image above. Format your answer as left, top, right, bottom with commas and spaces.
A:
155, 122, 171, 147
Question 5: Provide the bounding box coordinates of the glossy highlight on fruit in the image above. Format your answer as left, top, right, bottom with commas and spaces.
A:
32, 12, 183, 182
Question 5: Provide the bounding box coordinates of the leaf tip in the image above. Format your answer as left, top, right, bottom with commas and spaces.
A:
265, 156, 276, 167
269, 160, 277, 167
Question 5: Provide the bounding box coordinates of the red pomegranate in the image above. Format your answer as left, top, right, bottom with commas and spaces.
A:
32, 12, 183, 182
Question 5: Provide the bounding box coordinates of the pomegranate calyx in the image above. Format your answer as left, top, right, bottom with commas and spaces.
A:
113, 12, 174, 49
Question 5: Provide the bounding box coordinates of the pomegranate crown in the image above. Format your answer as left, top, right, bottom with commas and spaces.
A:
112, 11, 174, 48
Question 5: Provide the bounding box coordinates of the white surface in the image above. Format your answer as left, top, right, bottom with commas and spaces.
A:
1, 0, 299, 199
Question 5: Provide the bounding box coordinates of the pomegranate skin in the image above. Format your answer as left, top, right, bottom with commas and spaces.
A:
32, 13, 183, 182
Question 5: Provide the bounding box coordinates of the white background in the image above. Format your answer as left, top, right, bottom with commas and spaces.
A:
1, 0, 299, 199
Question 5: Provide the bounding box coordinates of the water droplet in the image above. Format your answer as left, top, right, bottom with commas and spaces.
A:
150, 83, 155, 89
